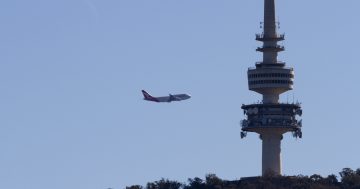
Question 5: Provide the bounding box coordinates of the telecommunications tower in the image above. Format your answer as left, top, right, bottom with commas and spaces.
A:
240, 0, 303, 175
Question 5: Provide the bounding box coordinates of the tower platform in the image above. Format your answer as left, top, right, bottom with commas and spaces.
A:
241, 103, 302, 138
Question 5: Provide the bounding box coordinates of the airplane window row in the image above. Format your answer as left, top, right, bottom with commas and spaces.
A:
248, 73, 294, 78
249, 80, 294, 85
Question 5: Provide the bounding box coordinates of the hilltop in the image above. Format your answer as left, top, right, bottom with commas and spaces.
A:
126, 168, 360, 189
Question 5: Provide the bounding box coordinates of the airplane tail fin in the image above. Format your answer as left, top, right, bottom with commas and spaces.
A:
142, 90, 157, 101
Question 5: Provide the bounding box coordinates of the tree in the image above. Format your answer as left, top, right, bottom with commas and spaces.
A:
324, 174, 338, 185
185, 177, 206, 189
339, 168, 360, 189
126, 185, 143, 189
205, 174, 222, 186
146, 179, 182, 189
310, 174, 323, 182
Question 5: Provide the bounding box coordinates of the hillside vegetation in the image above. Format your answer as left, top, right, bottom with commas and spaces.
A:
126, 168, 360, 189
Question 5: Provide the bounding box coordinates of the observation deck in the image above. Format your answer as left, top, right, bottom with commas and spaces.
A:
247, 66, 294, 95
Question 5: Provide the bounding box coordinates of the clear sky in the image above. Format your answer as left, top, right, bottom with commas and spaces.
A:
1, 0, 360, 189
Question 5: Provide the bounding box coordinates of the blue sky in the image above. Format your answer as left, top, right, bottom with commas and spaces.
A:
1, 0, 360, 189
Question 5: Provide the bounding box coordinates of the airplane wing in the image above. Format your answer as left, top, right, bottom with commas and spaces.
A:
171, 94, 191, 101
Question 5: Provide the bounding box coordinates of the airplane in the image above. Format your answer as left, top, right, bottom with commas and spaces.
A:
141, 90, 191, 103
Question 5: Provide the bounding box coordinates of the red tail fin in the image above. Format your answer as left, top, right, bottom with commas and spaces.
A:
142, 90, 152, 98
142, 90, 159, 102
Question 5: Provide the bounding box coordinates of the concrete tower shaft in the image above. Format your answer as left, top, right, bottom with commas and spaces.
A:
261, 133, 282, 175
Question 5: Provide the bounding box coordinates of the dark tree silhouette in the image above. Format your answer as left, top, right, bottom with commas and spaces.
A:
339, 168, 360, 189
185, 177, 206, 189
126, 168, 360, 189
146, 179, 182, 189
126, 185, 143, 189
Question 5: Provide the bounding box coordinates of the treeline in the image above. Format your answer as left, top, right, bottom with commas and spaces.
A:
126, 168, 360, 189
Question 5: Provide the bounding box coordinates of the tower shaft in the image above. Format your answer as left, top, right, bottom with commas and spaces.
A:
262, 133, 282, 175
